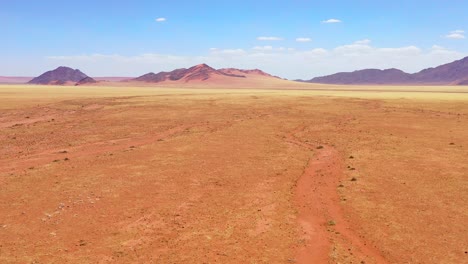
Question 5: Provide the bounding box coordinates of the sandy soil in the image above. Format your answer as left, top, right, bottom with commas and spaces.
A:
0, 85, 467, 263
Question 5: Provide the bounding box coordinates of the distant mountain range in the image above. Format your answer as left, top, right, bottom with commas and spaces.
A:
133, 64, 245, 83
28, 67, 97, 85
6, 56, 468, 86
21, 64, 280, 86
302, 56, 468, 85
132, 64, 279, 83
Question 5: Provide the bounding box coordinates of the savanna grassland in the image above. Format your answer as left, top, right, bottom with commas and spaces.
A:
0, 85, 467, 263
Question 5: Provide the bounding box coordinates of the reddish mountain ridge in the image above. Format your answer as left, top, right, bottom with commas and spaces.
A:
304, 56, 468, 85
134, 64, 245, 83
28, 66, 97, 85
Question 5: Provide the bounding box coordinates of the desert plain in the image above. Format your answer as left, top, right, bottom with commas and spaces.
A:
0, 84, 467, 263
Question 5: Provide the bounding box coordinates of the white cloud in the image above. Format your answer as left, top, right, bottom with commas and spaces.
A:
156, 18, 166, 22
429, 45, 461, 55
257, 36, 283, 41
354, 39, 371, 45
445, 30, 465, 39
334, 40, 373, 55
252, 46, 292, 52
253, 46, 273, 51
304, 48, 328, 56
296, 37, 312, 42
45, 41, 466, 80
322, 19, 342, 23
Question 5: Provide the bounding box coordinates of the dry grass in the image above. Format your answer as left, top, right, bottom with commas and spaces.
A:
0, 84, 467, 263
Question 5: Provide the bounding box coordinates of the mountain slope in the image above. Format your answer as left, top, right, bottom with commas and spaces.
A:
218, 68, 279, 78
133, 64, 245, 83
76, 77, 98, 86
412, 56, 468, 83
305, 56, 468, 85
28, 67, 96, 85
309, 69, 412, 84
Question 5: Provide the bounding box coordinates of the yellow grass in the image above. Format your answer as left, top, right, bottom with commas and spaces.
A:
1, 84, 468, 110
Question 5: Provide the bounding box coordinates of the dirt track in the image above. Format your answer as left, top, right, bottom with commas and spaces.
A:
1, 87, 467, 263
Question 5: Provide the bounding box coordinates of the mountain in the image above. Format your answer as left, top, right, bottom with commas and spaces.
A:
28, 66, 96, 85
308, 69, 412, 84
133, 64, 245, 83
218, 68, 279, 78
457, 79, 468, 85
76, 77, 98, 86
412, 56, 468, 84
304, 56, 468, 85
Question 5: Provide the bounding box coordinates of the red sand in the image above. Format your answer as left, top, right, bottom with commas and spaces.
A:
1, 87, 467, 263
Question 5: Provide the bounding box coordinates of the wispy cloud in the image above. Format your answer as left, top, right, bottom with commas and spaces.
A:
296, 38, 312, 42
253, 46, 274, 51
354, 39, 371, 45
156, 18, 166, 22
251, 46, 294, 52
444, 29, 465, 39
257, 36, 283, 41
322, 19, 342, 24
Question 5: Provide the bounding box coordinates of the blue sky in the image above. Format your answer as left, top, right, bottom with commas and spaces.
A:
1, 0, 467, 79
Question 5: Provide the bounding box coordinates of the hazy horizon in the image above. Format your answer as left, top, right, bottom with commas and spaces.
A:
1, 0, 467, 79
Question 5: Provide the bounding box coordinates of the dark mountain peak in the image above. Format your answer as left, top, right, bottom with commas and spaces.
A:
133, 63, 246, 83
29, 66, 89, 85
133, 69, 186, 82
56, 66, 73, 70
412, 56, 468, 83
306, 56, 468, 85
309, 68, 413, 84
